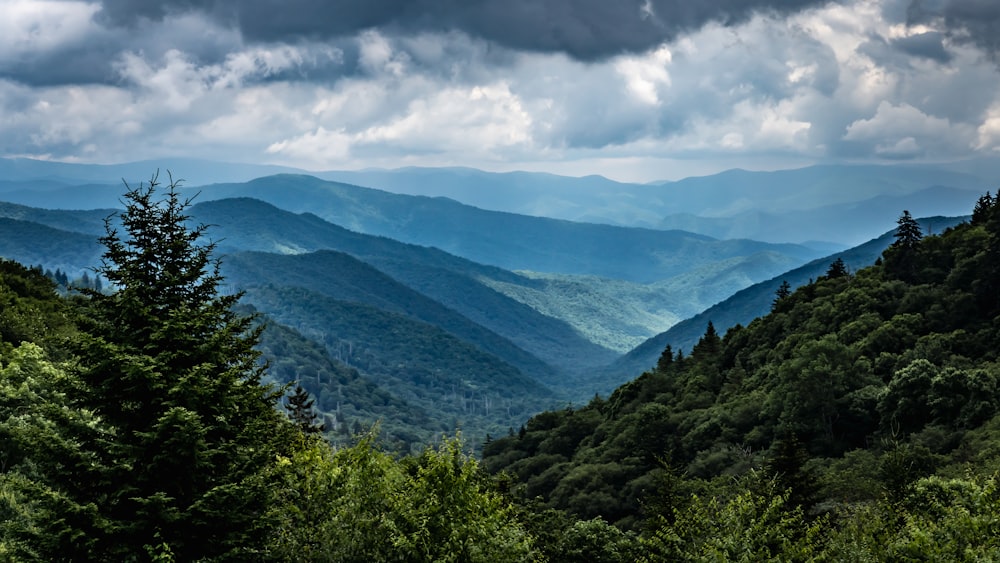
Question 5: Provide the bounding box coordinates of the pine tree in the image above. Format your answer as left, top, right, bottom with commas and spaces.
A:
972, 191, 995, 225
893, 210, 923, 251
772, 280, 792, 310
885, 210, 924, 282
691, 321, 721, 363
766, 430, 817, 510
73, 172, 295, 560
825, 257, 848, 279
656, 344, 674, 372
285, 385, 325, 434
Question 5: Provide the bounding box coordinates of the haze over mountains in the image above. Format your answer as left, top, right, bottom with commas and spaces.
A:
0, 156, 986, 438
0, 157, 988, 246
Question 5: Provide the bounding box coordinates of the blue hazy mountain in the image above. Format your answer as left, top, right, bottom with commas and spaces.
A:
2, 157, 989, 249
656, 185, 979, 245
190, 174, 821, 284
188, 197, 619, 373
0, 194, 812, 375
0, 157, 301, 186
313, 163, 987, 246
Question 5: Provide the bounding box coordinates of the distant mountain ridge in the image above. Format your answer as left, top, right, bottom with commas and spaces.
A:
657, 185, 979, 245
190, 174, 821, 284
2, 156, 990, 248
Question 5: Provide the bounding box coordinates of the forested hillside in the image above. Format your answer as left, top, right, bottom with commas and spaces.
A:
243, 283, 556, 450
0, 179, 540, 560
607, 214, 967, 387
483, 195, 1000, 558
193, 196, 606, 376
194, 174, 820, 284
5, 172, 1000, 559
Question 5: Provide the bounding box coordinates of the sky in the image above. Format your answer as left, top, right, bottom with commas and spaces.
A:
2, 0, 1000, 182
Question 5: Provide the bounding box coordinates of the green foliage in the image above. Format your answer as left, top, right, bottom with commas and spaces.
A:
244, 284, 553, 450
285, 385, 325, 434
0, 259, 76, 355
641, 473, 823, 562
60, 174, 299, 559
0, 342, 108, 558
264, 433, 536, 562
485, 193, 1000, 558
824, 474, 1000, 561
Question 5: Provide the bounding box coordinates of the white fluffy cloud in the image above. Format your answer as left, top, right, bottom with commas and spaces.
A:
2, 0, 1000, 180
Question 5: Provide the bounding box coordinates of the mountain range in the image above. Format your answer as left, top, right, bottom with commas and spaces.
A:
0, 156, 986, 442
1, 156, 990, 246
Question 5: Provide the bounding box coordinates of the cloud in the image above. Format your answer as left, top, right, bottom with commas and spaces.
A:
4, 0, 1000, 181
903, 0, 1000, 59
97, 0, 835, 60
842, 100, 974, 158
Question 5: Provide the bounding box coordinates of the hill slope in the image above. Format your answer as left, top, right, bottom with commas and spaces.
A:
483, 199, 1000, 528
605, 214, 969, 388
190, 197, 618, 372
192, 174, 821, 284
245, 284, 557, 448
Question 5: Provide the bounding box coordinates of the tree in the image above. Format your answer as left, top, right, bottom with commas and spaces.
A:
885, 210, 924, 282
265, 433, 536, 561
691, 321, 721, 363
656, 344, 673, 372
972, 191, 995, 225
825, 257, 848, 279
772, 280, 791, 310
893, 210, 923, 251
0, 342, 110, 558
285, 385, 325, 434
73, 172, 296, 560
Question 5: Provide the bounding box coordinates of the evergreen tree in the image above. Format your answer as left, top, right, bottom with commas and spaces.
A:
825, 257, 848, 279
765, 431, 817, 510
772, 280, 791, 310
892, 210, 923, 251
885, 210, 923, 282
285, 385, 325, 434
972, 191, 995, 225
73, 172, 295, 560
691, 321, 721, 363
656, 344, 674, 373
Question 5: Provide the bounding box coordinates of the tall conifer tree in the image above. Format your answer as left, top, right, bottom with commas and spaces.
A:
74, 172, 294, 560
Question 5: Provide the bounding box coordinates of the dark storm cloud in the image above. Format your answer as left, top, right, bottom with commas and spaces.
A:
0, 47, 122, 86
859, 31, 952, 66
98, 0, 835, 60
905, 0, 1000, 58
891, 31, 952, 62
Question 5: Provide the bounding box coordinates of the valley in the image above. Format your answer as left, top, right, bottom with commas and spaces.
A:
0, 157, 981, 447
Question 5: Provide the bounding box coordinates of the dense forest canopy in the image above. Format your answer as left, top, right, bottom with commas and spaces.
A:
482, 196, 1000, 558
3, 173, 1000, 560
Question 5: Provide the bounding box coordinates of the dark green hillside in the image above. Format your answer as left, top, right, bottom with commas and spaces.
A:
0, 217, 102, 276
484, 199, 1000, 532
0, 258, 77, 353
0, 201, 113, 236
220, 248, 559, 385
254, 316, 436, 452
195, 174, 821, 283
607, 214, 968, 387
191, 197, 618, 373
244, 284, 556, 448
